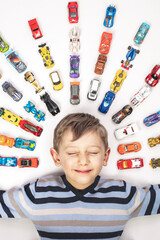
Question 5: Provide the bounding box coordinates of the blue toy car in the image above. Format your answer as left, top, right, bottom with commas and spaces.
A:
5, 49, 27, 73
121, 46, 140, 70
103, 5, 116, 28
134, 22, 150, 45
14, 138, 36, 151
143, 111, 160, 127
24, 101, 45, 122
0, 157, 17, 167
98, 91, 115, 114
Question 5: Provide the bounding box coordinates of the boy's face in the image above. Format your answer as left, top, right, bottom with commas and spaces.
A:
50, 129, 110, 190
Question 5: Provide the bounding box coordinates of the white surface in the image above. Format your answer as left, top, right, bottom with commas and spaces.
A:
0, 0, 160, 190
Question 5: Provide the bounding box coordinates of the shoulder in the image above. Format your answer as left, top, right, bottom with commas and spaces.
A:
36, 174, 65, 188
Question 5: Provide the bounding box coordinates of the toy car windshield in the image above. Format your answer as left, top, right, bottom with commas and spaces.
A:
0, 40, 6, 50
21, 159, 31, 166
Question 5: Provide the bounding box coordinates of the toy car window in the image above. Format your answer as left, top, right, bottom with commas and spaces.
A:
107, 16, 112, 20
92, 81, 99, 91
0, 40, 5, 49
21, 160, 31, 166
50, 72, 60, 84
123, 161, 127, 168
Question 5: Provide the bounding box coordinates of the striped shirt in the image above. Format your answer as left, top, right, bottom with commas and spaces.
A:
0, 174, 160, 240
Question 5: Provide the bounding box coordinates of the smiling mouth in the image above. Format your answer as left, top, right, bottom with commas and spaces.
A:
74, 170, 92, 174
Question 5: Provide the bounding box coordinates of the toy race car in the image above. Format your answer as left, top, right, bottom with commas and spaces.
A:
69, 26, 80, 53
112, 105, 133, 124
103, 5, 116, 28
117, 142, 141, 155
5, 49, 27, 73
114, 123, 139, 140
24, 101, 45, 122
2, 81, 23, 102
148, 136, 160, 147
18, 158, 39, 168
19, 120, 43, 137
70, 82, 80, 105
87, 79, 101, 101
99, 32, 112, 55
0, 157, 17, 167
0, 36, 9, 53
134, 22, 150, 45
49, 71, 63, 91
145, 64, 160, 87
14, 138, 36, 151
110, 69, 127, 93
0, 108, 23, 127
143, 110, 160, 127
28, 18, 43, 39
40, 92, 60, 116
24, 71, 44, 94
0, 135, 15, 148
121, 46, 140, 70
68, 2, 79, 23
70, 55, 80, 78
98, 91, 115, 114
130, 85, 151, 108
117, 158, 144, 170
149, 158, 160, 168
38, 43, 55, 69
95, 54, 107, 75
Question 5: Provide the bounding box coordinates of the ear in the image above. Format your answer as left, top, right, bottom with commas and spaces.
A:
103, 147, 110, 166
50, 148, 61, 167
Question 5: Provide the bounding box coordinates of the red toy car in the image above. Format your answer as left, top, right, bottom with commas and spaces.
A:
117, 158, 144, 170
68, 2, 79, 23
99, 32, 112, 55
18, 158, 39, 168
145, 64, 160, 87
28, 18, 43, 39
19, 120, 43, 137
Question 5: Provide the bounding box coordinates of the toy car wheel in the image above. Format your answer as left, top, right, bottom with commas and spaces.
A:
121, 60, 124, 63
128, 46, 132, 50
46, 47, 49, 50
130, 64, 133, 68
136, 50, 140, 54
38, 49, 41, 53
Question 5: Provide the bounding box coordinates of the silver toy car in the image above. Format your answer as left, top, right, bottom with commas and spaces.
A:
2, 81, 23, 101
87, 79, 101, 101
70, 82, 80, 105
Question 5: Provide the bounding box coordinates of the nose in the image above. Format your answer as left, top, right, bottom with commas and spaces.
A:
78, 153, 89, 166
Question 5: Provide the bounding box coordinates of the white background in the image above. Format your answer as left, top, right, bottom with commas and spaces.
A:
0, 0, 160, 190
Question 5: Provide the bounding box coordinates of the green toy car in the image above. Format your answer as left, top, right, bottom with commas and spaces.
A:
0, 36, 9, 53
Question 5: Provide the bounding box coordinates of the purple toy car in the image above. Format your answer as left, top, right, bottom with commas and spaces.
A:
70, 55, 80, 78
2, 81, 23, 101
143, 111, 160, 127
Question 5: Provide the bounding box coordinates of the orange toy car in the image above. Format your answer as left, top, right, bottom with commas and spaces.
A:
117, 142, 141, 155
95, 54, 107, 75
0, 135, 15, 148
18, 158, 39, 168
99, 32, 112, 55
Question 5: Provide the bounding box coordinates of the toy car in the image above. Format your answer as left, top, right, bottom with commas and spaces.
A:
121, 46, 140, 70
95, 54, 107, 75
145, 64, 160, 87
49, 71, 63, 91
70, 82, 80, 105
19, 120, 43, 137
87, 79, 101, 101
68, 2, 79, 23
130, 85, 151, 107
38, 43, 54, 69
110, 69, 127, 93
24, 71, 44, 94
103, 5, 116, 28
148, 136, 160, 147
28, 18, 43, 39
0, 36, 9, 53
117, 142, 141, 155
149, 158, 160, 168
99, 32, 112, 55
24, 101, 45, 122
0, 135, 15, 148
5, 49, 27, 73
0, 108, 23, 127
0, 157, 17, 167
112, 105, 133, 124
69, 26, 80, 53
2, 81, 23, 101
98, 91, 115, 114
117, 158, 144, 170
114, 123, 139, 140
40, 92, 60, 116
143, 111, 160, 127
14, 138, 36, 151
134, 22, 150, 45
70, 55, 80, 78
18, 158, 39, 168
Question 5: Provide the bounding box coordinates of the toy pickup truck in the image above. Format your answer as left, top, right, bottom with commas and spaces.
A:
95, 54, 107, 75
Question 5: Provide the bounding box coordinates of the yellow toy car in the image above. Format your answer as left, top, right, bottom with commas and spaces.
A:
148, 136, 160, 147
110, 69, 127, 93
38, 43, 55, 69
49, 71, 63, 91
0, 108, 23, 126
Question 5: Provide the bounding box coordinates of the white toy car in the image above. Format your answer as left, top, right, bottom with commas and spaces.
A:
114, 123, 139, 140
87, 79, 101, 101
69, 26, 80, 53
130, 85, 151, 107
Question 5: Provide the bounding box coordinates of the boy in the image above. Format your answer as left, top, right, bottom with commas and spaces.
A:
0, 113, 160, 240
